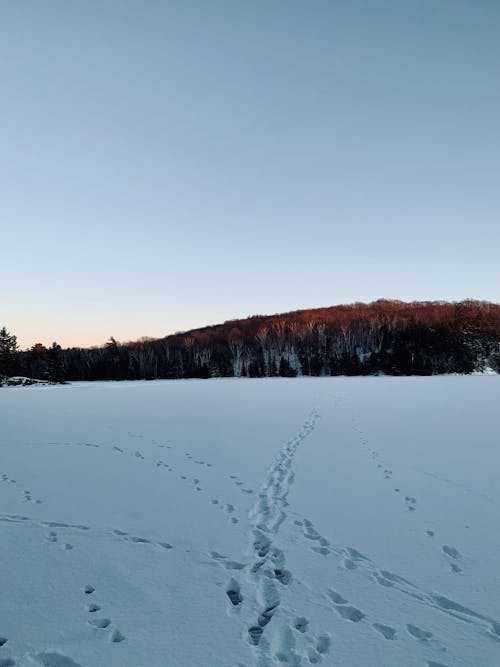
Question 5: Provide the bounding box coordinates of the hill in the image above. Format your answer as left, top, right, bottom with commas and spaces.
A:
19, 299, 500, 381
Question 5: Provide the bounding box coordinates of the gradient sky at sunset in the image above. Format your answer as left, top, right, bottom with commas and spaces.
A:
2, 1, 499, 349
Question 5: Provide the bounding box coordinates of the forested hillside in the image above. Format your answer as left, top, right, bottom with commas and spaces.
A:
9, 300, 500, 382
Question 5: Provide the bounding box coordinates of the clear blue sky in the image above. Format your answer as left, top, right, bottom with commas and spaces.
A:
2, 1, 499, 349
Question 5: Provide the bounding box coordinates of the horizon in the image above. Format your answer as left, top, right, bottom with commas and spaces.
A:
2, 1, 499, 350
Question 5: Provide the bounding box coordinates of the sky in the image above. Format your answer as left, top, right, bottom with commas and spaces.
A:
1, 0, 499, 349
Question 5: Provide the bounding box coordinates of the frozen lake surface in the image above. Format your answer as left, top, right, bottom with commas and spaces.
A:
0, 377, 499, 667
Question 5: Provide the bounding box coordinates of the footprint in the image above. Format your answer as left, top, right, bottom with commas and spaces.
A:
379, 570, 413, 586
328, 590, 347, 605
308, 649, 321, 664
257, 604, 278, 628
88, 618, 111, 629
0, 638, 7, 647
226, 579, 243, 606
248, 626, 263, 645
85, 603, 100, 612
312, 546, 330, 556
83, 585, 95, 595
373, 623, 396, 640
129, 536, 151, 544
108, 627, 126, 643
315, 633, 331, 654
293, 616, 309, 633
224, 561, 245, 571
442, 545, 461, 560
274, 568, 291, 585
404, 496, 417, 511
406, 624, 433, 640
342, 558, 357, 571
334, 605, 365, 622
345, 547, 368, 562
158, 542, 173, 550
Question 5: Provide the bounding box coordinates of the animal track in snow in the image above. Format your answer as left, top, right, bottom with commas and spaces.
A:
0, 638, 7, 647
109, 627, 126, 643
315, 633, 331, 654
293, 616, 309, 633
406, 624, 433, 640
328, 590, 348, 605
43, 522, 89, 531
83, 585, 126, 643
345, 546, 369, 562
341, 557, 358, 570
441, 545, 463, 573
159, 541, 173, 549
404, 496, 417, 511
373, 623, 396, 640
334, 604, 365, 623
88, 617, 111, 629
208, 550, 244, 570
128, 536, 151, 544
442, 545, 461, 559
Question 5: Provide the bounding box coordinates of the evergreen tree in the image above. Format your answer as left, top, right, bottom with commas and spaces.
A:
0, 327, 19, 382
46, 342, 66, 384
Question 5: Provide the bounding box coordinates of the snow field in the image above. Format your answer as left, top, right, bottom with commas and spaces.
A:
0, 377, 499, 666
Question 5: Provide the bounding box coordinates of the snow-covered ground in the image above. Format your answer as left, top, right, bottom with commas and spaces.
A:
0, 377, 499, 667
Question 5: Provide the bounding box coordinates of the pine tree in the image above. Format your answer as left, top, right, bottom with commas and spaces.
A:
0, 327, 19, 382
46, 342, 66, 384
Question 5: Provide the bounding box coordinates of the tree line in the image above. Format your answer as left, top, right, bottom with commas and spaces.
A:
0, 328, 66, 384
2, 300, 499, 384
